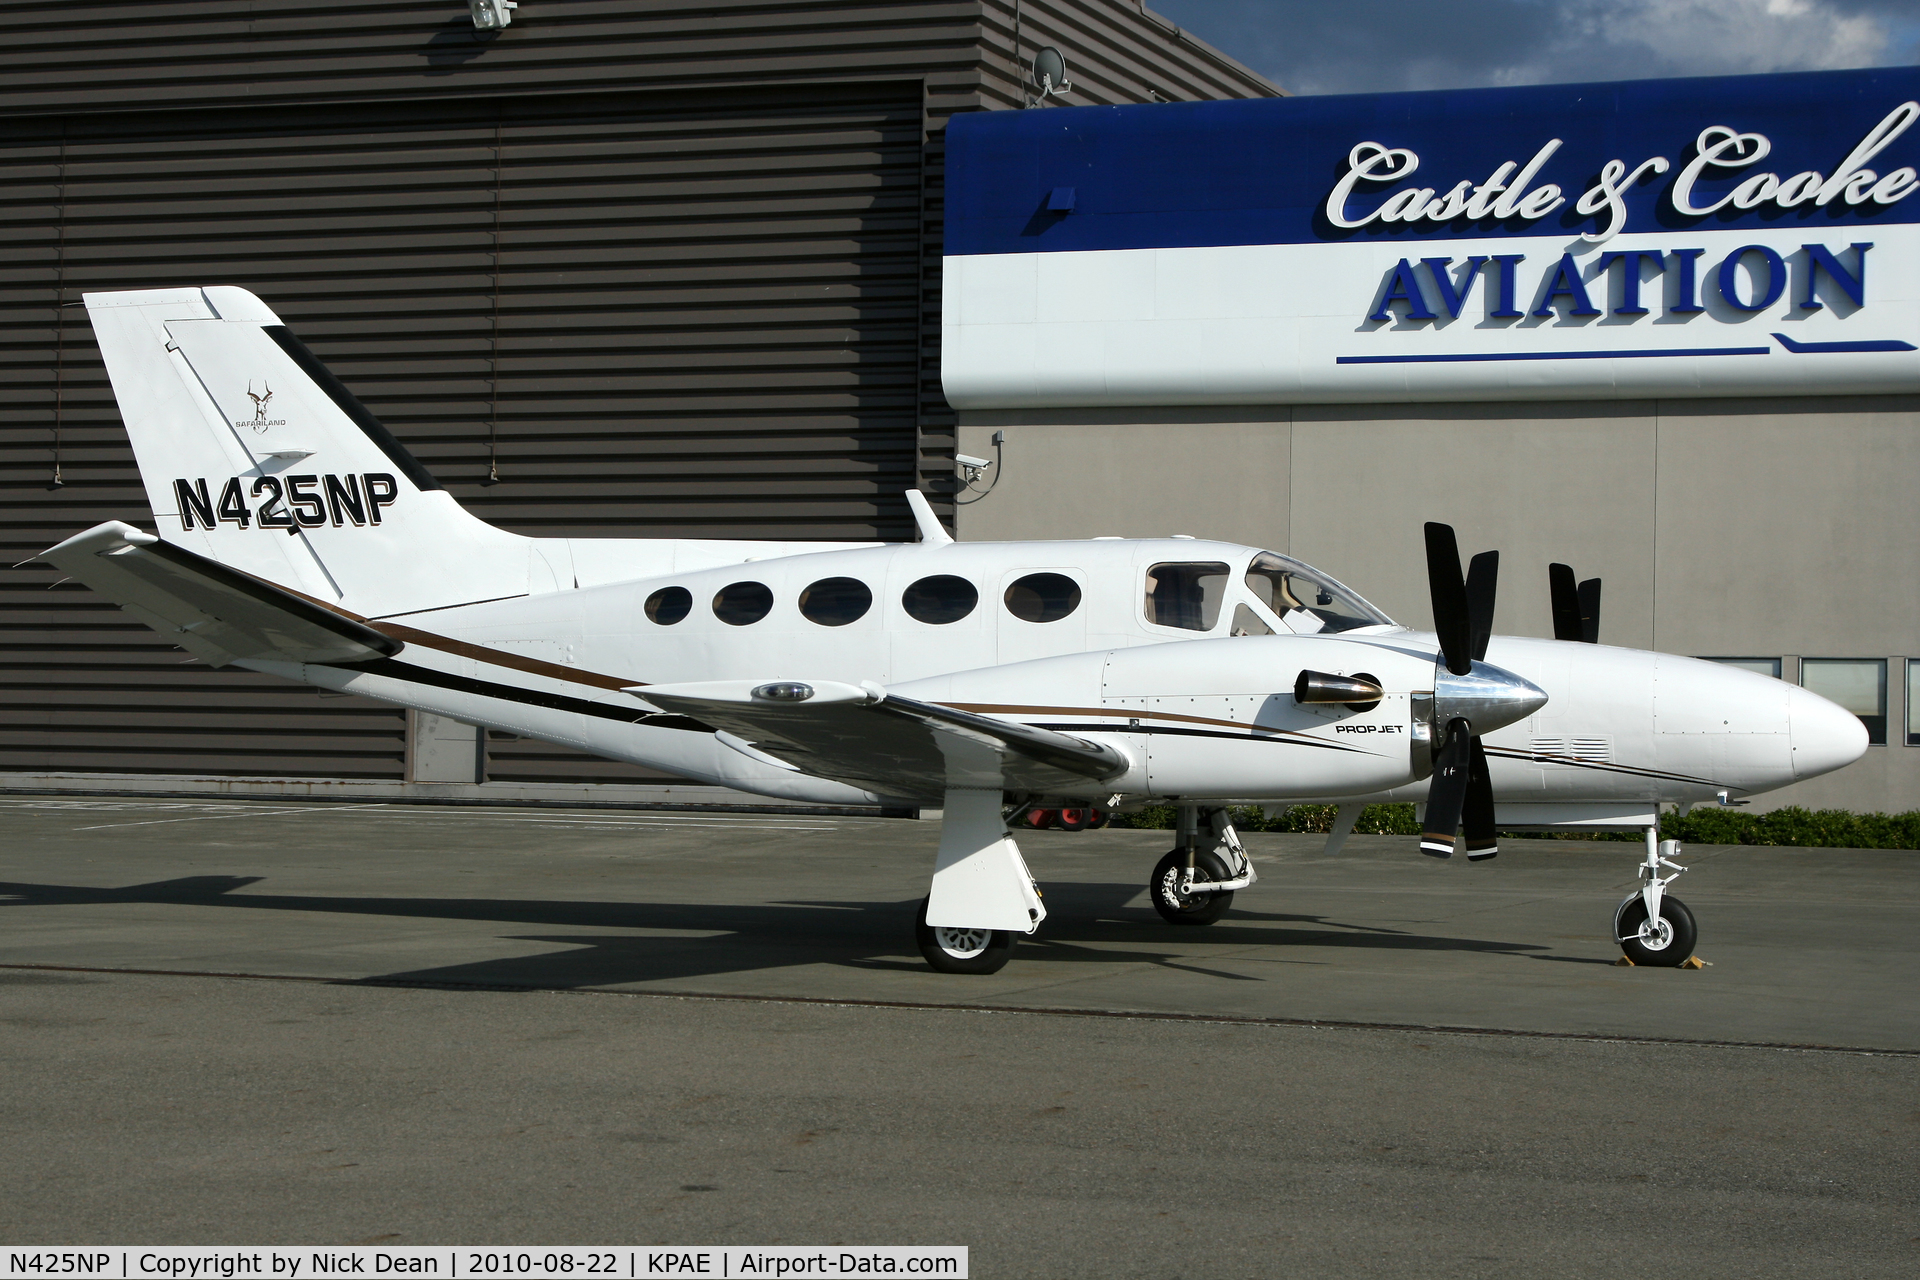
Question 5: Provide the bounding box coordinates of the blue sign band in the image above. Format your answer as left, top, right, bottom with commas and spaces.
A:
947, 67, 1920, 257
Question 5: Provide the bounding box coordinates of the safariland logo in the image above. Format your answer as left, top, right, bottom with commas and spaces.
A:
237, 380, 286, 432
173, 472, 399, 534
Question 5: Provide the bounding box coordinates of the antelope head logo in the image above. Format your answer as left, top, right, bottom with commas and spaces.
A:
247, 381, 273, 430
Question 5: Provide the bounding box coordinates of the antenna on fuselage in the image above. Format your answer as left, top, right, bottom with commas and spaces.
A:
905, 489, 954, 546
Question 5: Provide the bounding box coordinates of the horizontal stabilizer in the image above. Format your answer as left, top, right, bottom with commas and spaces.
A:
39, 522, 402, 667
638, 679, 1129, 799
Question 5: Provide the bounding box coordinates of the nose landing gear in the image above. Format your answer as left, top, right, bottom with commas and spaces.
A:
1615, 827, 1697, 967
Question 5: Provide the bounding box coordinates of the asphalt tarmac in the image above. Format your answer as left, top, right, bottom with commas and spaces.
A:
2, 796, 1916, 1276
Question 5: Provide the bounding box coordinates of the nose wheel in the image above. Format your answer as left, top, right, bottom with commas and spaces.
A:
1615, 828, 1698, 967
1617, 895, 1696, 966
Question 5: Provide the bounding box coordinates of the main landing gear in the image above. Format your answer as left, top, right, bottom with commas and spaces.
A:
1615, 826, 1697, 967
915, 895, 1016, 974
913, 787, 1047, 975
1148, 806, 1254, 926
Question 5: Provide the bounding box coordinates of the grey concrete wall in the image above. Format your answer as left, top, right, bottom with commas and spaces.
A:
957, 395, 1920, 814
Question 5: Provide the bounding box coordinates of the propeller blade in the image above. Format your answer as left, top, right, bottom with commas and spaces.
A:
1466, 550, 1498, 661
1424, 522, 1472, 676
1548, 562, 1582, 641
1463, 736, 1498, 860
1577, 577, 1602, 645
1420, 718, 1472, 857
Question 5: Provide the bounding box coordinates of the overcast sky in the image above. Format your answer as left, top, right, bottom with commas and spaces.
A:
1146, 0, 1920, 95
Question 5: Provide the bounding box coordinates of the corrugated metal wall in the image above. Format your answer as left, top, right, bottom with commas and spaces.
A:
0, 1, 1276, 788
1, 82, 928, 780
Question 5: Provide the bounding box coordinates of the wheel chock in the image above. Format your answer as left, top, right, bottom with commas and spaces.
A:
1679, 955, 1711, 969
1613, 955, 1635, 967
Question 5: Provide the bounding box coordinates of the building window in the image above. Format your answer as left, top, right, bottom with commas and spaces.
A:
1144, 561, 1230, 631
1700, 656, 1782, 678
1801, 658, 1886, 745
1908, 660, 1920, 746
1004, 573, 1081, 623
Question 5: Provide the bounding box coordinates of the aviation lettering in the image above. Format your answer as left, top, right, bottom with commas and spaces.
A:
1368, 242, 1872, 322
175, 472, 400, 532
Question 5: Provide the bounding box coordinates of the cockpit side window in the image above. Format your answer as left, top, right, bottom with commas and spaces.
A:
1229, 604, 1274, 636
1244, 552, 1392, 634
1144, 562, 1231, 631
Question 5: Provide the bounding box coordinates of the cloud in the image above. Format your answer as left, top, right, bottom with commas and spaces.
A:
1146, 0, 1918, 95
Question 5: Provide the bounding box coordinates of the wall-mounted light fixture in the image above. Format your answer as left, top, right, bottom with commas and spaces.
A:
471, 0, 518, 30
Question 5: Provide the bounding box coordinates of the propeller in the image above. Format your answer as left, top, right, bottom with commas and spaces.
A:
1420, 523, 1507, 861
1548, 562, 1601, 643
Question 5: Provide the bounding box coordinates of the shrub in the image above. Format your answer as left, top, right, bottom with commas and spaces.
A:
1109, 803, 1920, 848
1665, 807, 1761, 845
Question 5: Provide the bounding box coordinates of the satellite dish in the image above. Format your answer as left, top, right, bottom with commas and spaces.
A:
1031, 47, 1072, 99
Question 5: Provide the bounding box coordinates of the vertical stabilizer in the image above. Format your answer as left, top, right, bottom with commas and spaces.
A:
86, 286, 530, 616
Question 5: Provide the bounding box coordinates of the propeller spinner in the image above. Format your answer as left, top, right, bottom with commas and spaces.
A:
1420, 523, 1548, 861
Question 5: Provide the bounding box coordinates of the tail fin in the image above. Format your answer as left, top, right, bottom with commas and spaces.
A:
86, 286, 529, 617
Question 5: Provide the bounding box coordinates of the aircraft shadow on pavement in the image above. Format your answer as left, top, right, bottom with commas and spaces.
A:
0, 874, 1552, 989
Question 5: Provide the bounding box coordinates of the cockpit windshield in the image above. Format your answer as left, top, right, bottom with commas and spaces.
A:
1243, 552, 1393, 634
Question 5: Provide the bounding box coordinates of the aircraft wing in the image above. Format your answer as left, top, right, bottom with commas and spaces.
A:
637, 679, 1130, 800
39, 521, 402, 666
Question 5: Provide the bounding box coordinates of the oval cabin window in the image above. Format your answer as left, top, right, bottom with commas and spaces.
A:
645, 586, 692, 625
1003, 572, 1081, 623
799, 577, 873, 626
712, 581, 774, 626
901, 575, 979, 624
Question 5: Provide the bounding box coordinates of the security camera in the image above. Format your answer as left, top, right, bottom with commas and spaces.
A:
956, 452, 994, 484
471, 0, 518, 30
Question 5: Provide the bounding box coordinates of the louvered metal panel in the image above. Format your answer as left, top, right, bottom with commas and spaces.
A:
1, 81, 928, 780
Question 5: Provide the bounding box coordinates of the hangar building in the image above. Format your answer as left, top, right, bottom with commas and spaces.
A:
0, 1, 1272, 805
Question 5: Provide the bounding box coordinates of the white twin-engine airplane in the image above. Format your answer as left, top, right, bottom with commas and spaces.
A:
41, 287, 1867, 974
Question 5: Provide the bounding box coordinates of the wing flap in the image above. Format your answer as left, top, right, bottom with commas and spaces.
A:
40, 521, 401, 666
638, 679, 1129, 798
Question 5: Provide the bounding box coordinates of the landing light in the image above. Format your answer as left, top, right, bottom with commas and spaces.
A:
752, 682, 814, 702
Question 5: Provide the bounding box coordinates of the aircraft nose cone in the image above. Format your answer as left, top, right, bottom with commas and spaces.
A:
1788, 683, 1870, 781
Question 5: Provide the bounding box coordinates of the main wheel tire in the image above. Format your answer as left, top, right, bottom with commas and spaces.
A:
1086, 809, 1110, 830
1617, 895, 1697, 968
1056, 807, 1089, 832
915, 896, 1015, 974
1149, 848, 1235, 926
